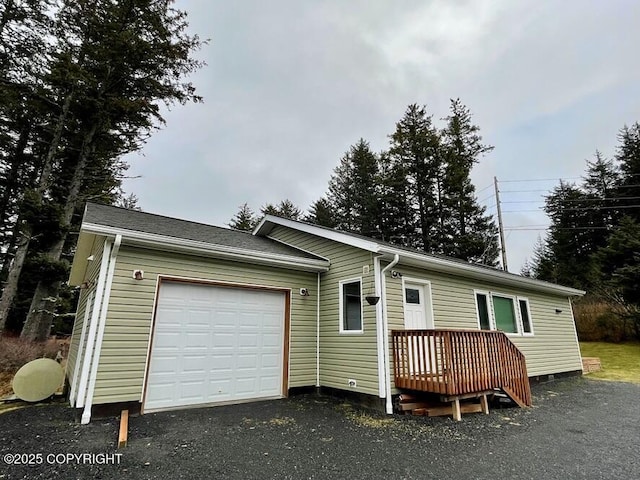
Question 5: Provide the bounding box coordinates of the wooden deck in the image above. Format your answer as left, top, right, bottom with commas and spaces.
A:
392, 329, 532, 408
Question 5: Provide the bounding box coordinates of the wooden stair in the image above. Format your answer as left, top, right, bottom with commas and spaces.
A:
392, 329, 533, 410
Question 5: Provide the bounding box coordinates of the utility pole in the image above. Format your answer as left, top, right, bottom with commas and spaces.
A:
494, 176, 508, 272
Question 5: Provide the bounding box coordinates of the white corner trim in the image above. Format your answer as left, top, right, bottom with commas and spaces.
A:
81, 234, 122, 424
569, 297, 584, 371
75, 240, 112, 409
373, 257, 386, 398
380, 254, 399, 415
140, 275, 163, 405
69, 290, 94, 406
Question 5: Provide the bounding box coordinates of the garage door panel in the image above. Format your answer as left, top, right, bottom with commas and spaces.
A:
145, 282, 286, 412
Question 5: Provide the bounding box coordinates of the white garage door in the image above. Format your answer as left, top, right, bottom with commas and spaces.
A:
144, 282, 286, 412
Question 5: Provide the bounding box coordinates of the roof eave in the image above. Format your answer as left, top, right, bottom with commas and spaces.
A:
254, 215, 380, 252
81, 223, 330, 273
377, 247, 585, 297
68, 231, 97, 286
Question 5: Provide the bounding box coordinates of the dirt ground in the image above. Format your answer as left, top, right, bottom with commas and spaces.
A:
1, 377, 639, 479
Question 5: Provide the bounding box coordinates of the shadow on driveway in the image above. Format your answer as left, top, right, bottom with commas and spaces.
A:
1, 377, 638, 479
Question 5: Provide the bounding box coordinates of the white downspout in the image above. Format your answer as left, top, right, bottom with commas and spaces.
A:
81, 234, 121, 424
316, 272, 321, 387
75, 240, 112, 409
373, 257, 385, 398
380, 254, 400, 414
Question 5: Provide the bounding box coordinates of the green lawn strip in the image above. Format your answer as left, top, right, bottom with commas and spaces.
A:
579, 342, 640, 384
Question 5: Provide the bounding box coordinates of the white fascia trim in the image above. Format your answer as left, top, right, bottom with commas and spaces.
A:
373, 256, 386, 398
254, 216, 380, 252
69, 290, 94, 406
75, 240, 112, 409
378, 247, 585, 297
81, 234, 122, 424
81, 223, 329, 273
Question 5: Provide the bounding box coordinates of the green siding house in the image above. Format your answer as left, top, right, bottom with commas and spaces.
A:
67, 203, 584, 423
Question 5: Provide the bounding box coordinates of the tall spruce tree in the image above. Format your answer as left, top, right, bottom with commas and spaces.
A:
615, 123, 640, 221
388, 104, 441, 250
0, 0, 205, 339
327, 139, 381, 236
439, 99, 498, 264
305, 197, 336, 228
261, 199, 303, 220
229, 203, 257, 231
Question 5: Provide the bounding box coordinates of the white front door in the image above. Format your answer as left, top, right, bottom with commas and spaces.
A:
403, 282, 434, 375
403, 283, 433, 329
144, 281, 286, 413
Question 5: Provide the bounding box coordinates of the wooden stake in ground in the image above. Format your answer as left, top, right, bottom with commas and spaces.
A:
118, 410, 128, 449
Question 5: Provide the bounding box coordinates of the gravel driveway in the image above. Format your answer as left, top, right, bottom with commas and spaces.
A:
1, 377, 638, 479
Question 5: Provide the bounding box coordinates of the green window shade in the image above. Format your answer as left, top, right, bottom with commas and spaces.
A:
343, 281, 362, 331
476, 293, 490, 330
492, 296, 517, 333
519, 299, 532, 333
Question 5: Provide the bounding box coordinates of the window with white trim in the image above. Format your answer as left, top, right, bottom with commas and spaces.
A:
475, 290, 534, 336
518, 297, 534, 335
339, 279, 363, 333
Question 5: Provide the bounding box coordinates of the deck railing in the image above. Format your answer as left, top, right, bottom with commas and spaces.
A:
391, 329, 532, 407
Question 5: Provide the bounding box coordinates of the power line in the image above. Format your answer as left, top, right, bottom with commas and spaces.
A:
478, 194, 495, 204
499, 176, 583, 183
476, 183, 494, 194
502, 195, 640, 204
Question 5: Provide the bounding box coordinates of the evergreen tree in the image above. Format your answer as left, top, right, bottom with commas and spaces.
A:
615, 123, 640, 222
439, 99, 498, 264
229, 203, 257, 231
327, 139, 381, 236
595, 216, 640, 338
541, 181, 595, 289
377, 150, 412, 245
0, 0, 205, 339
261, 199, 302, 220
388, 104, 441, 250
305, 197, 336, 228
529, 235, 556, 282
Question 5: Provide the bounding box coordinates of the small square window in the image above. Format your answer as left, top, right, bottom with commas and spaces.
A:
405, 288, 420, 304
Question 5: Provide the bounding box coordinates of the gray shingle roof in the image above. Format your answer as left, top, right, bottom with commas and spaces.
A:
83, 203, 322, 260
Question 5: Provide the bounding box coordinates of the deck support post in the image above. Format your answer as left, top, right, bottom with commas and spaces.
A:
452, 399, 461, 421
480, 394, 489, 415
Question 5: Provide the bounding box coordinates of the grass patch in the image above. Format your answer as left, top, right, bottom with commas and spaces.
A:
580, 342, 640, 384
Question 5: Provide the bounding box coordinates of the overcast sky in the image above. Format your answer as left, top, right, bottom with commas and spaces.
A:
122, 0, 640, 272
